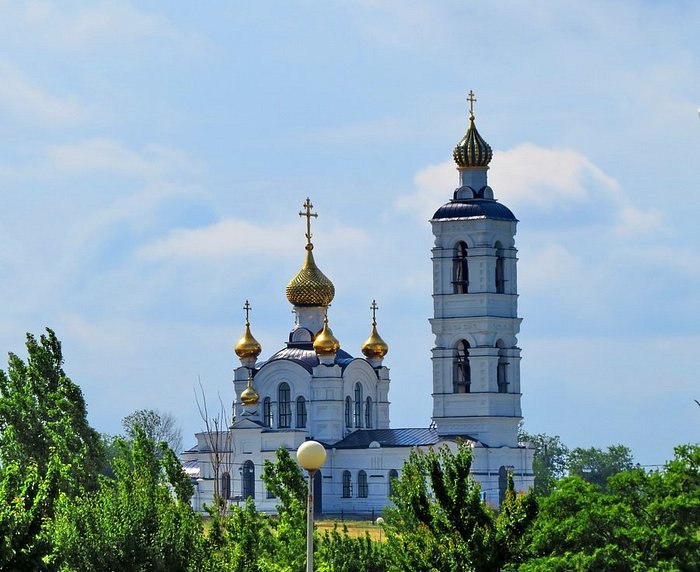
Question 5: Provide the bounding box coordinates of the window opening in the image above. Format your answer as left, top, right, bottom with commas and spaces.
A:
453, 340, 471, 393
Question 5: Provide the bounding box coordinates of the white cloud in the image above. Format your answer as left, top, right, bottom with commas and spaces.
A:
46, 139, 201, 179
138, 218, 370, 262
399, 143, 663, 236
0, 60, 85, 124
20, 0, 178, 50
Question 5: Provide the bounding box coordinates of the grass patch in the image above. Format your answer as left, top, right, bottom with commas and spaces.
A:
316, 520, 385, 541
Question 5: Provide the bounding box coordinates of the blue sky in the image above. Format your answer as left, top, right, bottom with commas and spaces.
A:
0, 1, 698, 467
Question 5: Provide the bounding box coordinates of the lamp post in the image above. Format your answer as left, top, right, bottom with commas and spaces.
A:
296, 440, 327, 572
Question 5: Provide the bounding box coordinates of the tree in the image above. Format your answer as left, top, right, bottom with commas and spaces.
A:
0, 329, 103, 494
518, 431, 569, 496
568, 444, 634, 490
195, 381, 234, 517
384, 441, 537, 572
520, 444, 700, 571
51, 427, 208, 572
122, 408, 183, 454
0, 329, 103, 570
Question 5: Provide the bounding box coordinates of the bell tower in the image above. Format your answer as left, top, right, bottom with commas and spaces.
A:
430, 92, 523, 448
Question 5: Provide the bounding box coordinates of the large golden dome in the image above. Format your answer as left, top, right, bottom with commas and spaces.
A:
286, 246, 335, 307
313, 315, 340, 357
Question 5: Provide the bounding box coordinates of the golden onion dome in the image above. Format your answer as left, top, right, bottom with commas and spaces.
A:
453, 90, 492, 169
362, 300, 388, 360
313, 316, 340, 357
362, 324, 389, 360
234, 322, 262, 359
240, 374, 259, 406
286, 246, 335, 307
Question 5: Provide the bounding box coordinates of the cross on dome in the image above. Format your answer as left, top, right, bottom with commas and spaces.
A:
370, 299, 379, 326
243, 300, 252, 325
467, 90, 476, 120
299, 197, 318, 251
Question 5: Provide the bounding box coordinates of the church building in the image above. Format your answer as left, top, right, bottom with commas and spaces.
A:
182, 94, 534, 513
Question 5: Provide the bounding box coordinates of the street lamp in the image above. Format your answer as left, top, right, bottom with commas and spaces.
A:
296, 440, 327, 572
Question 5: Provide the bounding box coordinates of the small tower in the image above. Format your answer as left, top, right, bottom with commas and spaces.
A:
430, 91, 523, 447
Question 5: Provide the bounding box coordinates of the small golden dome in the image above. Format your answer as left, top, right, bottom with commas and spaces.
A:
286, 247, 335, 307
313, 316, 340, 357
234, 300, 262, 359
453, 90, 492, 169
234, 323, 262, 359
240, 373, 259, 406
362, 324, 389, 360
362, 300, 388, 360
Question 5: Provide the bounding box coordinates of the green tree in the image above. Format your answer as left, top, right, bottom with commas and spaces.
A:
384, 441, 537, 572
519, 431, 569, 496
0, 329, 103, 570
568, 444, 634, 490
122, 408, 182, 454
317, 525, 389, 572
51, 427, 207, 572
520, 444, 700, 571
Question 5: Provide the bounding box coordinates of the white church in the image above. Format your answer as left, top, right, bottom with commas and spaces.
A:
182, 95, 534, 514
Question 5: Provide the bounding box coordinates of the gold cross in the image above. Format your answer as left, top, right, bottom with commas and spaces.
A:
371, 299, 379, 326
299, 197, 318, 249
243, 300, 251, 325
467, 90, 476, 119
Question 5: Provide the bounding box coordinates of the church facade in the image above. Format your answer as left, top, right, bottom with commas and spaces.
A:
182, 96, 534, 514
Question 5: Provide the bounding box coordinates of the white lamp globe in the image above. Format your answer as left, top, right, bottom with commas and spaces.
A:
296, 440, 327, 471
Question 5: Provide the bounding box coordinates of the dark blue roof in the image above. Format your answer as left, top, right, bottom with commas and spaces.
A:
332, 428, 442, 449
259, 346, 355, 372
432, 199, 517, 222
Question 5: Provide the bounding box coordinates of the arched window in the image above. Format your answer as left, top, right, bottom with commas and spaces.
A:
453, 340, 471, 393
354, 383, 363, 428
278, 382, 291, 428
497, 340, 509, 393
221, 472, 231, 500
357, 470, 368, 498
495, 241, 506, 293
365, 396, 373, 428
263, 397, 272, 427
296, 396, 307, 428
498, 466, 510, 505
453, 241, 469, 294
342, 470, 352, 498
388, 469, 399, 497
242, 460, 255, 500
344, 396, 352, 428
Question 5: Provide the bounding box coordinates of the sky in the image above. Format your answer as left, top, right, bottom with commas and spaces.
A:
0, 1, 698, 468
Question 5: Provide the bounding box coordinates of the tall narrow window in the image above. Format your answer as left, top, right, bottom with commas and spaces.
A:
497, 341, 509, 393
357, 470, 368, 498
453, 241, 469, 293
278, 382, 291, 428
296, 396, 307, 428
242, 461, 255, 500
453, 340, 471, 393
388, 469, 399, 497
342, 470, 352, 498
345, 396, 352, 428
263, 397, 272, 427
221, 472, 231, 500
365, 396, 373, 428
495, 241, 506, 293
354, 383, 363, 428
